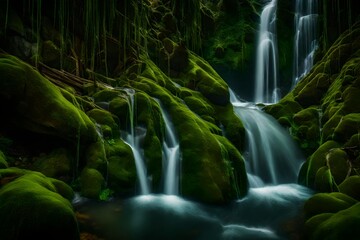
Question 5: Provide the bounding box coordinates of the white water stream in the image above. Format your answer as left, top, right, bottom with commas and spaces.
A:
254, 0, 279, 104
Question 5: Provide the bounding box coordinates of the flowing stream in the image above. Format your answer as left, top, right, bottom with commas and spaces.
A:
254, 0, 279, 103
230, 90, 304, 186
122, 89, 150, 195
293, 0, 318, 86
75, 88, 312, 240
155, 99, 181, 195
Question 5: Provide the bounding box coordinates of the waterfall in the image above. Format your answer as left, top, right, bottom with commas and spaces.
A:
123, 89, 150, 195
155, 99, 181, 195
230, 90, 304, 186
254, 0, 279, 104
293, 0, 318, 86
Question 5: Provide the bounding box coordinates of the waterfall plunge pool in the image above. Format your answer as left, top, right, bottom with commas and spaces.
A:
74, 184, 312, 240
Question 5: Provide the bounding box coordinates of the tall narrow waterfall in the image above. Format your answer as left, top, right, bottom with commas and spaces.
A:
254, 0, 279, 104
123, 89, 150, 194
156, 100, 181, 195
230, 90, 304, 186
293, 0, 318, 86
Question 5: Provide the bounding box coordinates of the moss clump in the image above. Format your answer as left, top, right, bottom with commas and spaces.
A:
0, 168, 78, 240
305, 202, 360, 240
105, 139, 136, 196
339, 176, 360, 201
87, 108, 119, 139
304, 192, 357, 219
300, 140, 340, 188
79, 167, 105, 199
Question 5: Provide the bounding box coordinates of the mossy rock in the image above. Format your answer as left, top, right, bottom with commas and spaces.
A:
314, 166, 336, 192
84, 141, 107, 173
177, 52, 230, 106
0, 150, 8, 169
92, 89, 120, 102
304, 192, 357, 219
326, 148, 350, 184
79, 167, 105, 199
264, 99, 302, 125
333, 113, 360, 143
108, 96, 130, 129
295, 73, 331, 107
339, 176, 360, 201
32, 148, 72, 180
183, 95, 215, 117
127, 58, 248, 203
321, 114, 343, 142
105, 138, 137, 195
0, 168, 78, 240
306, 202, 360, 240
301, 140, 340, 188
305, 213, 333, 239
215, 104, 245, 151
0, 55, 98, 144
87, 108, 119, 139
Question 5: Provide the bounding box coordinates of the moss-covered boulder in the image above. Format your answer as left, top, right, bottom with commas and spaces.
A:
0, 168, 78, 240
105, 139, 137, 196
304, 192, 357, 219
124, 57, 248, 203
339, 176, 360, 201
87, 108, 119, 139
305, 202, 360, 240
79, 167, 105, 199
0, 54, 98, 144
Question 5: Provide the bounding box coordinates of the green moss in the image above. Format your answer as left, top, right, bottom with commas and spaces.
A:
79, 167, 105, 199
92, 89, 119, 102
305, 213, 333, 239
302, 140, 340, 188
307, 202, 360, 240
264, 99, 303, 124
87, 108, 119, 138
326, 148, 350, 184
108, 96, 130, 129
0, 168, 78, 240
105, 139, 136, 196
215, 104, 245, 151
124, 57, 248, 203
84, 141, 107, 171
314, 166, 336, 192
339, 176, 360, 201
333, 113, 360, 143
304, 192, 357, 219
295, 73, 331, 107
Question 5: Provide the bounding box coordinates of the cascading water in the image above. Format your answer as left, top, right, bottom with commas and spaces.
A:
230, 89, 304, 186
254, 0, 279, 104
76, 88, 312, 240
155, 99, 181, 195
293, 0, 318, 86
122, 89, 150, 195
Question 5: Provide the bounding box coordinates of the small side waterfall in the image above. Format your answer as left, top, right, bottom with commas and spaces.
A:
230, 90, 304, 186
156, 99, 181, 195
293, 0, 318, 86
123, 89, 150, 195
254, 0, 279, 104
